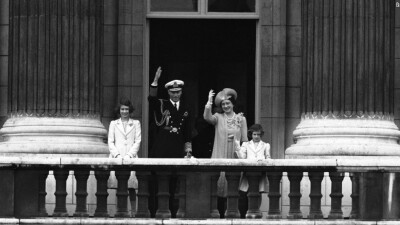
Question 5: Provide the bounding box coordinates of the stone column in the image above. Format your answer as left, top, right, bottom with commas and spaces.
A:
286, 0, 399, 220
0, 0, 108, 157
286, 0, 398, 158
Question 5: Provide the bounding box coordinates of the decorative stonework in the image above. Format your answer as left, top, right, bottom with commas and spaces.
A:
301, 112, 395, 121
0, 0, 108, 157
286, 0, 399, 158
286, 117, 400, 157
0, 117, 108, 157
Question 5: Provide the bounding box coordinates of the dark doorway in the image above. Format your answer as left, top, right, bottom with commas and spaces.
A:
149, 19, 256, 150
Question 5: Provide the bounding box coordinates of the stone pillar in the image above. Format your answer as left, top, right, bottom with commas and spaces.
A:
176, 173, 187, 218
328, 172, 344, 219
286, 0, 399, 220
0, 0, 108, 157
115, 170, 131, 218
209, 173, 220, 218
73, 170, 90, 217
266, 172, 283, 219
287, 172, 303, 219
38, 170, 48, 216
349, 172, 360, 219
94, 171, 110, 217
156, 172, 171, 219
308, 172, 323, 219
286, 0, 399, 158
135, 171, 151, 218
53, 170, 69, 217
225, 172, 241, 218
245, 172, 262, 219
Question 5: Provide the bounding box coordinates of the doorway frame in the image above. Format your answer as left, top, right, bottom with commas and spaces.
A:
141, 1, 261, 156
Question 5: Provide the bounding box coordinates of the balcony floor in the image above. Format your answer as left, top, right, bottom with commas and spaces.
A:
0, 218, 397, 225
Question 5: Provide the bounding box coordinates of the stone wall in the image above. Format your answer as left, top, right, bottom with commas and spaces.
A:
102, 0, 145, 157
0, 0, 9, 138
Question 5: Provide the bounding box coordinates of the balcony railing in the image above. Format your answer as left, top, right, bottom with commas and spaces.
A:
1, 156, 400, 224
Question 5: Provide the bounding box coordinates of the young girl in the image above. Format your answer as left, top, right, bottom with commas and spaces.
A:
236, 123, 270, 192
108, 98, 141, 215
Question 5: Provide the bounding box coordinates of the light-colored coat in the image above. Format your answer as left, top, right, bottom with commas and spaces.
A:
237, 140, 271, 192
108, 118, 141, 189
237, 140, 271, 160
203, 107, 248, 159
108, 118, 141, 158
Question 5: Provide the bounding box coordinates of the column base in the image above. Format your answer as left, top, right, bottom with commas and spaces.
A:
0, 117, 108, 157
286, 117, 400, 158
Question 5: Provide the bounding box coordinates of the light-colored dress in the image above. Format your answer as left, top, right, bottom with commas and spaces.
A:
204, 106, 248, 196
108, 118, 141, 189
237, 140, 271, 192
203, 107, 248, 158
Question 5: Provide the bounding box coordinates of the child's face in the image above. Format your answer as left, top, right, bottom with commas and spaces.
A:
120, 105, 130, 119
252, 131, 262, 142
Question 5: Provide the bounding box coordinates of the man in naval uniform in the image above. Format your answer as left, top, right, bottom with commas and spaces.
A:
148, 66, 192, 158
147, 66, 192, 217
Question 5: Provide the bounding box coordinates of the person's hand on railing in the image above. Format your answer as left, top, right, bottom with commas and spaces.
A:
234, 139, 242, 158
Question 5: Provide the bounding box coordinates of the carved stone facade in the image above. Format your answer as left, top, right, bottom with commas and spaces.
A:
0, 0, 108, 157
286, 0, 400, 158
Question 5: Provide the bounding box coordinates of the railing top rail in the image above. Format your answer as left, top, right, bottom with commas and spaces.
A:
0, 157, 399, 172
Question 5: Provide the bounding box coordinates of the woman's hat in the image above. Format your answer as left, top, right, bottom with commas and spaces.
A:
214, 88, 237, 106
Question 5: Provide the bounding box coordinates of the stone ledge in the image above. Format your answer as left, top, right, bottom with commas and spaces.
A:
0, 218, 387, 225
0, 157, 400, 173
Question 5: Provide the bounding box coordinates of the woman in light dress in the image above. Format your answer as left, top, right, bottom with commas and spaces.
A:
203, 88, 248, 199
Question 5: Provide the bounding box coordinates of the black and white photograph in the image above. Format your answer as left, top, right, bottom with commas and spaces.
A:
0, 0, 400, 224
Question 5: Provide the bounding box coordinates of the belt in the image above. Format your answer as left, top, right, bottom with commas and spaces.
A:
164, 126, 179, 134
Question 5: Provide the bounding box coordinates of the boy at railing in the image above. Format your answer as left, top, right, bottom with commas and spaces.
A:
235, 124, 271, 214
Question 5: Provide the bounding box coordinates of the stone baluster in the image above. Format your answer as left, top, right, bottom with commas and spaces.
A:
94, 171, 109, 217
136, 171, 151, 218
210, 172, 220, 218
176, 173, 187, 218
349, 172, 360, 219
38, 170, 49, 216
267, 172, 283, 219
287, 172, 303, 219
308, 172, 324, 219
245, 172, 262, 219
328, 172, 344, 219
115, 170, 131, 217
73, 170, 90, 217
53, 170, 69, 217
156, 172, 171, 218
225, 172, 241, 218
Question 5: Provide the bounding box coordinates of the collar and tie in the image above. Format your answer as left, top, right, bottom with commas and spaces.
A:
170, 100, 179, 110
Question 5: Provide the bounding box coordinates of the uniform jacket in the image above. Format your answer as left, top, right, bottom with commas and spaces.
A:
108, 118, 141, 158
148, 85, 192, 158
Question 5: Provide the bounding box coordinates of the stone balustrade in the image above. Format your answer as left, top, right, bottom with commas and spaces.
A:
1, 157, 400, 224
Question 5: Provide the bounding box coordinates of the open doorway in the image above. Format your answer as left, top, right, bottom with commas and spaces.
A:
149, 19, 256, 154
